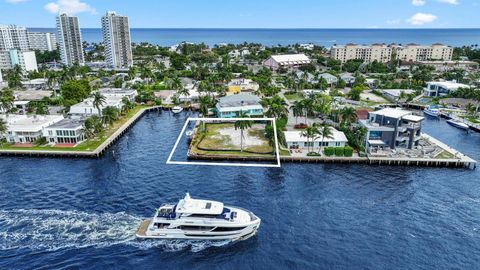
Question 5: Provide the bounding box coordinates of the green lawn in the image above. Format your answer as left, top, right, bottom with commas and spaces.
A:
192, 123, 275, 157
1, 105, 150, 152
436, 150, 455, 159
284, 92, 303, 101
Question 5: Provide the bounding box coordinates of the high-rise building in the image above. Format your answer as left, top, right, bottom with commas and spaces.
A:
101, 11, 133, 69
56, 13, 84, 66
27, 32, 57, 52
0, 24, 29, 51
0, 49, 38, 72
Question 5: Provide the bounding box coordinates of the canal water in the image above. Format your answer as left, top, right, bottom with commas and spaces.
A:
1, 111, 479, 269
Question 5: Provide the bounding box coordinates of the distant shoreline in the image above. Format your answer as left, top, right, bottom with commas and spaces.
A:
26, 28, 480, 47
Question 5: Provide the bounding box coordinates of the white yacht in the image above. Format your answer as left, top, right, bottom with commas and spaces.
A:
136, 193, 261, 240
172, 106, 183, 114
423, 105, 440, 117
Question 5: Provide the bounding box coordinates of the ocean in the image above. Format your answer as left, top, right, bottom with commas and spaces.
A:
1, 112, 479, 269
29, 28, 480, 47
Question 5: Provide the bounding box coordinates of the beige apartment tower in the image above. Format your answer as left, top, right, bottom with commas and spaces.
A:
101, 11, 133, 69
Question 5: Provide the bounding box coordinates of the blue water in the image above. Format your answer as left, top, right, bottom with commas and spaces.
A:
29, 28, 480, 47
0, 111, 479, 269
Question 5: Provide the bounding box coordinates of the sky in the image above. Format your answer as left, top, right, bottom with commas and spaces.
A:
0, 0, 479, 28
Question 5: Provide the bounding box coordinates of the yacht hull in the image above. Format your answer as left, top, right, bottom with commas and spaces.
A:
446, 120, 469, 130
136, 219, 260, 241
423, 109, 439, 117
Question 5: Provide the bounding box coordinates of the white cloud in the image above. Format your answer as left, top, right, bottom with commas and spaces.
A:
44, 0, 96, 15
387, 19, 401, 25
406, 13, 438, 25
412, 0, 426, 6
5, 0, 29, 3
437, 0, 459, 4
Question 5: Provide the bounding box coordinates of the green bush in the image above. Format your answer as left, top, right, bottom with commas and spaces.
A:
307, 152, 321, 157
324, 147, 334, 156
344, 146, 353, 157
335, 147, 344, 156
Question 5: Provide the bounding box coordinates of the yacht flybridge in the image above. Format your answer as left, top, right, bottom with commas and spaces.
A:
136, 193, 261, 240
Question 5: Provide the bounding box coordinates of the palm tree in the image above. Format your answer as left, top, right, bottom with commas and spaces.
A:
6, 65, 22, 88
171, 77, 183, 90
46, 71, 59, 94
139, 64, 155, 83
121, 97, 135, 114
102, 106, 119, 127
177, 87, 190, 104
199, 96, 210, 117
290, 100, 304, 124
314, 123, 334, 154
234, 111, 252, 152
261, 95, 289, 119
301, 126, 317, 153
0, 89, 14, 113
91, 92, 107, 117
339, 107, 357, 126
127, 66, 137, 80
300, 98, 315, 125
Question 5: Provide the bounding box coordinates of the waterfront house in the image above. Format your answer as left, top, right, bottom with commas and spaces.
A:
215, 93, 264, 118
284, 128, 348, 150
263, 54, 311, 70
69, 96, 124, 117
1, 114, 64, 144
227, 79, 260, 94
381, 89, 416, 102
98, 88, 138, 101
424, 80, 470, 97
359, 108, 424, 153
43, 118, 85, 145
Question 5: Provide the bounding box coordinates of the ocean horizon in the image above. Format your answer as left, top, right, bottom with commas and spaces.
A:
29, 28, 480, 47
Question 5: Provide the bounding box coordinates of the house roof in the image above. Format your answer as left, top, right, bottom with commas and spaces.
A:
427, 81, 470, 90
370, 108, 413, 119
285, 128, 348, 143
46, 118, 84, 129
2, 114, 64, 132
270, 54, 311, 64
217, 93, 261, 108
402, 115, 424, 122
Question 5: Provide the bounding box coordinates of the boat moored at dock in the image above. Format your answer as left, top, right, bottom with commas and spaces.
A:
172, 106, 183, 114
136, 193, 261, 240
446, 119, 470, 131
423, 105, 440, 117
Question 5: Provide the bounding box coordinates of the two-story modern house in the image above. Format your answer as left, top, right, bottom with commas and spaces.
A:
359, 108, 424, 153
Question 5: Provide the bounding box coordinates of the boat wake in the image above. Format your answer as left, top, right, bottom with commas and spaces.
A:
0, 209, 232, 252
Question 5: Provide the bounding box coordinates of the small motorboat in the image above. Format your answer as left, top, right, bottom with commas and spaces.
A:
172, 106, 183, 114
185, 130, 194, 140
136, 193, 261, 240
446, 119, 470, 131
423, 105, 440, 117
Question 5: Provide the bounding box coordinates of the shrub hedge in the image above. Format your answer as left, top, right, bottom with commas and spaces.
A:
335, 147, 344, 156
344, 146, 353, 157
324, 147, 334, 156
